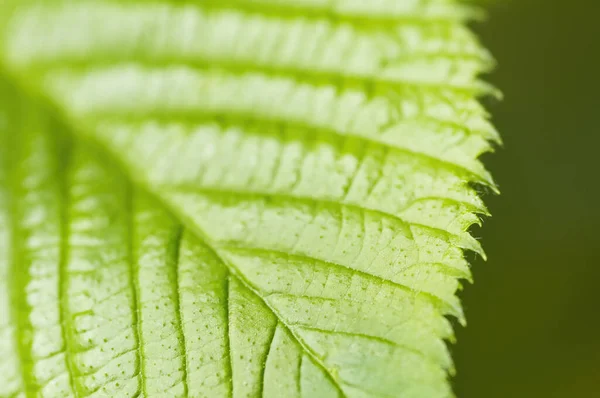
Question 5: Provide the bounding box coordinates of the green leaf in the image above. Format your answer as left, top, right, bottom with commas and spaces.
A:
0, 1, 498, 397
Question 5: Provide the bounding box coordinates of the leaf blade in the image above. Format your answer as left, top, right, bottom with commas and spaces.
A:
0, 0, 498, 396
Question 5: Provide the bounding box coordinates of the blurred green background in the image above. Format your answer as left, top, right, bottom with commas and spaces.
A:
453, 0, 600, 397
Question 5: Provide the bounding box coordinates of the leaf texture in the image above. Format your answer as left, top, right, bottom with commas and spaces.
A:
0, 1, 498, 397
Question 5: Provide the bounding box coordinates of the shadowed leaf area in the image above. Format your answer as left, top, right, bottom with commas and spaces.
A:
0, 1, 497, 397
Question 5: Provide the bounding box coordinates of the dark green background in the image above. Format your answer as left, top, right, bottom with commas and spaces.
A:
453, 0, 600, 397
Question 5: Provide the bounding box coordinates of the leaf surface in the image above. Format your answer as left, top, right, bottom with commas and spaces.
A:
0, 1, 498, 397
